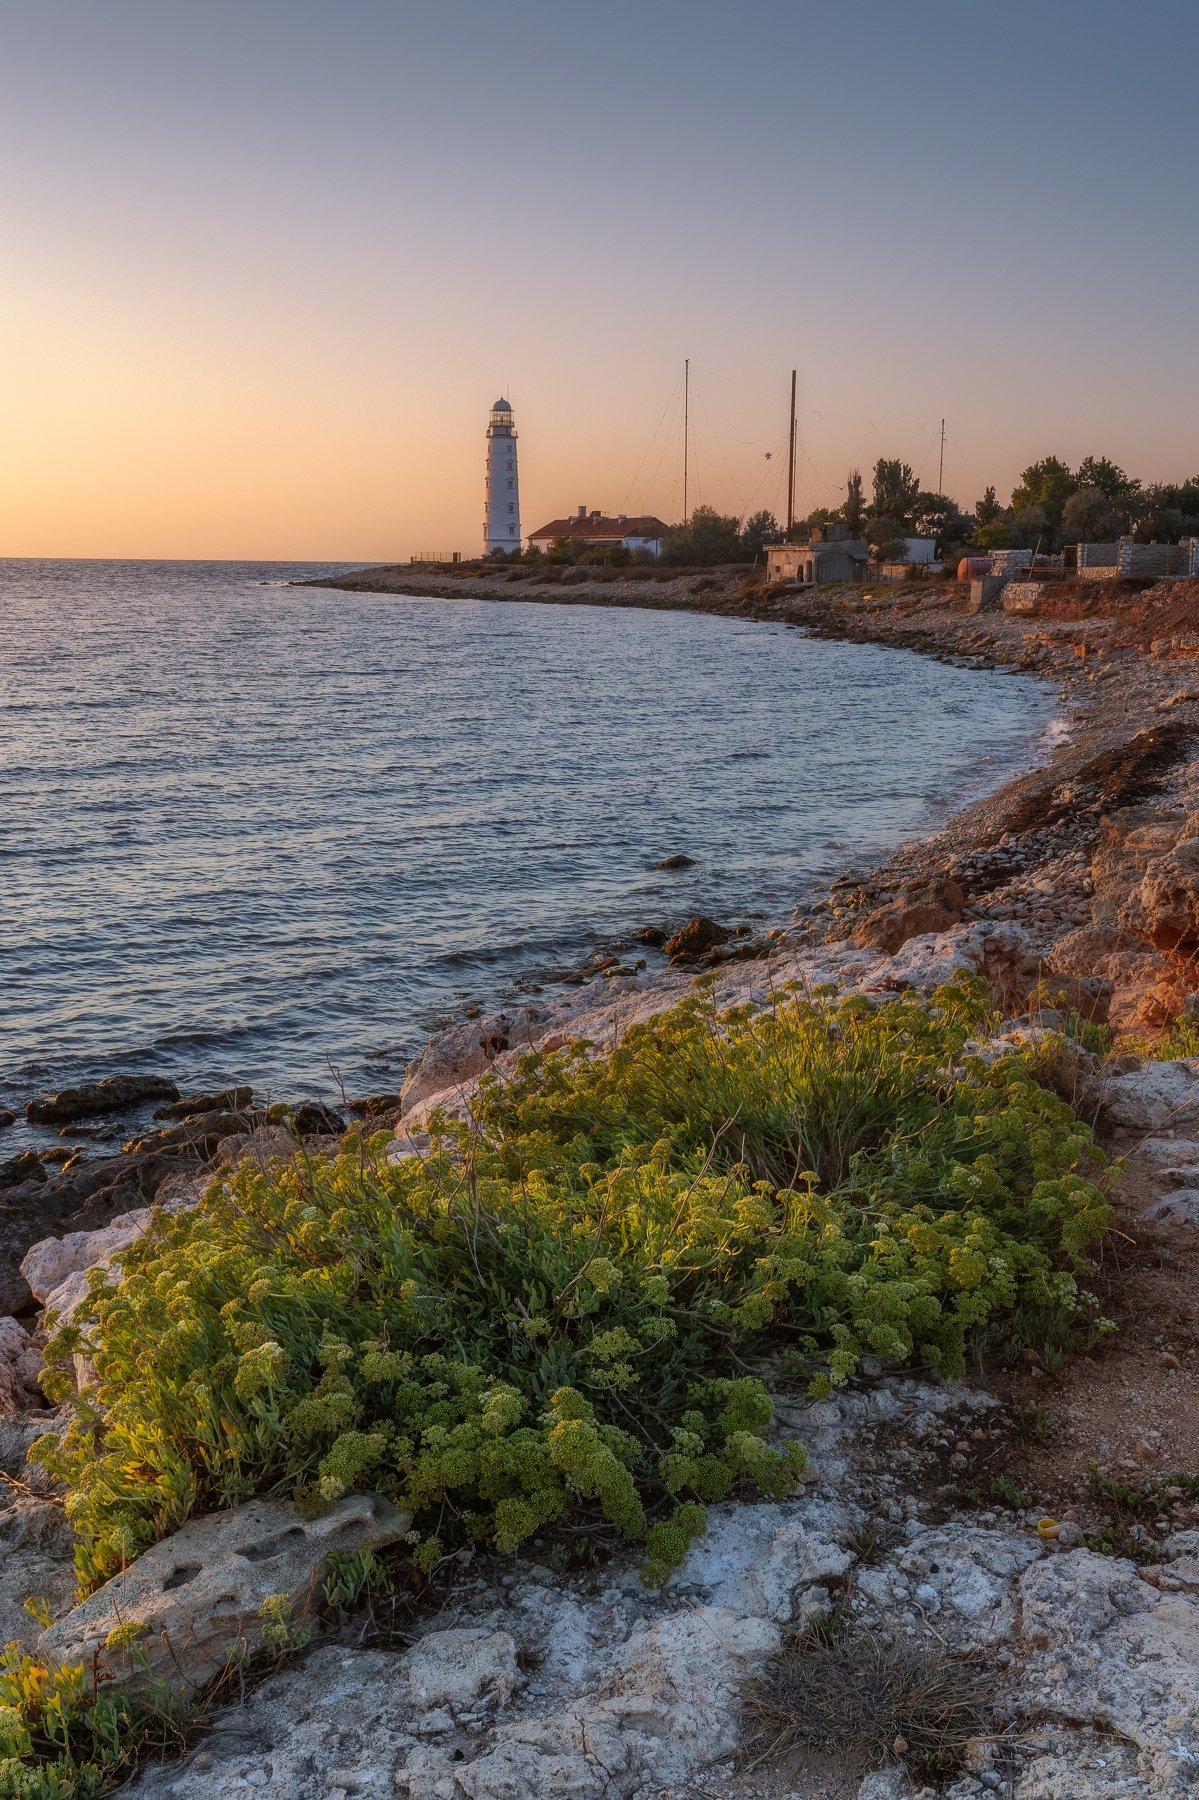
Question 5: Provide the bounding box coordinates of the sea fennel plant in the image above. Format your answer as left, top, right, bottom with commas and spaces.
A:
35, 977, 1110, 1596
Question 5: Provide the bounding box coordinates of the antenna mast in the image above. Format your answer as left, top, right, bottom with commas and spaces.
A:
938, 417, 945, 494
786, 369, 797, 541
683, 358, 690, 523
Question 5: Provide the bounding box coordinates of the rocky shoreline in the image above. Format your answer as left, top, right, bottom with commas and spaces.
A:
6, 570, 1199, 1797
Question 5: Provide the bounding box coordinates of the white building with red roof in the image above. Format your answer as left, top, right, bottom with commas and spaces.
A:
527, 506, 667, 557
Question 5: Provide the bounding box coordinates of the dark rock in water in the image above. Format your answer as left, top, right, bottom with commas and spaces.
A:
39, 1146, 85, 1166
346, 1094, 403, 1118
26, 1074, 180, 1127
653, 854, 695, 871
124, 1110, 256, 1158
0, 1110, 15, 1131
1, 1151, 46, 1193
153, 1086, 254, 1122
663, 916, 731, 963
279, 1101, 346, 1137
631, 925, 667, 948
62, 1121, 119, 1141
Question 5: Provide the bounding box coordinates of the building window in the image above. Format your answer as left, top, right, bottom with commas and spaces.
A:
507, 503, 514, 513
508, 526, 515, 536
506, 478, 513, 488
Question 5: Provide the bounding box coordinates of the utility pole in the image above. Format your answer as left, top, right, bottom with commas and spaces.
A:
938, 417, 945, 495
786, 368, 797, 541
683, 358, 690, 523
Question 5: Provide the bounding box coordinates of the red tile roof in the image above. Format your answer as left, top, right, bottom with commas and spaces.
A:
528, 513, 667, 543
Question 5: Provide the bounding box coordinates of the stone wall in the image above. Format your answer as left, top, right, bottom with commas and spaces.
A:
1002, 582, 1045, 614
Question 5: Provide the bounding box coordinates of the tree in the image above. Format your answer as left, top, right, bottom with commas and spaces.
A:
844, 469, 865, 535
797, 505, 840, 536
547, 536, 579, 564
867, 518, 910, 562
975, 486, 1001, 528
973, 517, 1016, 552
739, 510, 783, 559
912, 492, 972, 554
871, 458, 920, 526
1012, 503, 1049, 549
1136, 480, 1199, 544
1076, 456, 1139, 508
1061, 486, 1121, 544
661, 506, 744, 566
1009, 458, 1077, 539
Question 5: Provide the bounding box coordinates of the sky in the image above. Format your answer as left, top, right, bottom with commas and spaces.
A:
1, 0, 1197, 561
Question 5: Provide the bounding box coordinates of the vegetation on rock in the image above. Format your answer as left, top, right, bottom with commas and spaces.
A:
33, 977, 1109, 1605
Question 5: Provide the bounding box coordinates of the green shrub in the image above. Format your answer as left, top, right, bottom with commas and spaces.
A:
35, 978, 1110, 1598
0, 1645, 194, 1797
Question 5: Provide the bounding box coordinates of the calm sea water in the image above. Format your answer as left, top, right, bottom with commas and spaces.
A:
1, 560, 1058, 1129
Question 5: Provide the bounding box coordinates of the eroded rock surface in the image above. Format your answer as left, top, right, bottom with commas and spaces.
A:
0, 1316, 43, 1413
40, 1491, 410, 1694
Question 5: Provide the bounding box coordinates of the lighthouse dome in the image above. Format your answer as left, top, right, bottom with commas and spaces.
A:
492, 397, 512, 411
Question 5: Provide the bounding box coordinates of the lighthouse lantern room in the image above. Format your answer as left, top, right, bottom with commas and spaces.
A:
483, 397, 521, 555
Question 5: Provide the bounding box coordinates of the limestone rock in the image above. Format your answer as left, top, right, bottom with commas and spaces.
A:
405, 1627, 520, 1711
853, 897, 959, 956
397, 1606, 779, 1799
1130, 839, 1199, 951
0, 1496, 77, 1650
1011, 1738, 1147, 1797
129, 1644, 422, 1797
1098, 1057, 1199, 1131
871, 1525, 1043, 1647
216, 1123, 306, 1168
1046, 922, 1148, 981
673, 1496, 853, 1622
20, 1207, 154, 1305
400, 1012, 520, 1118
857, 1774, 912, 1800
1017, 1549, 1199, 1791
39, 1490, 410, 1694
0, 1317, 44, 1414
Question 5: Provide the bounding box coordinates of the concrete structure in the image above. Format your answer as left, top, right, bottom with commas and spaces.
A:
527, 507, 667, 557
1072, 538, 1199, 581
483, 398, 521, 554
765, 521, 869, 586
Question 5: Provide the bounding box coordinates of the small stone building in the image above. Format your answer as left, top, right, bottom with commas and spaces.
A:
765, 522, 869, 586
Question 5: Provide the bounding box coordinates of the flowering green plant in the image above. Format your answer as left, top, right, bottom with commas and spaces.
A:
35, 977, 1109, 1598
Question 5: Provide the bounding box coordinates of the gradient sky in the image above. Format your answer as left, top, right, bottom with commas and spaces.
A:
2, 0, 1196, 560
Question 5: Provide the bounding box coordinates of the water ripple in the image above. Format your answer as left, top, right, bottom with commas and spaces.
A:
0, 557, 1058, 1116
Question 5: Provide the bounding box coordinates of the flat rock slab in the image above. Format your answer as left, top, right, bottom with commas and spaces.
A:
26, 1075, 179, 1127
0, 1495, 77, 1652
1101, 1057, 1199, 1131
39, 1490, 409, 1694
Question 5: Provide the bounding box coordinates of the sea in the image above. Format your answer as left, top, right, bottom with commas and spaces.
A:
1, 559, 1061, 1139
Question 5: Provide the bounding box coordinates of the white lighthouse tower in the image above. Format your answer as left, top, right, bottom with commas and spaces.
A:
483, 397, 521, 555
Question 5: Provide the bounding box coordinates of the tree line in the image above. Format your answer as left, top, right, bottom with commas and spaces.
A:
486, 455, 1199, 569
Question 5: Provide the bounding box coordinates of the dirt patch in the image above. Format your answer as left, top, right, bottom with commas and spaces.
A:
983, 1149, 1199, 1544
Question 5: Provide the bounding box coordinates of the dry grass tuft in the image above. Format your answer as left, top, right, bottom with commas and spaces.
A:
744, 1617, 995, 1778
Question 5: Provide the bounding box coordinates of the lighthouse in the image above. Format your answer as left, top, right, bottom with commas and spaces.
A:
483, 397, 521, 555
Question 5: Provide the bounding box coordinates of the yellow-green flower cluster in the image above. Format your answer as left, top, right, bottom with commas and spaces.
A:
34, 976, 1109, 1608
